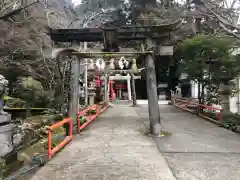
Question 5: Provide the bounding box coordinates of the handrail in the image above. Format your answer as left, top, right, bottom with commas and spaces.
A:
48, 102, 108, 159
77, 104, 100, 133
173, 98, 223, 121
77, 102, 109, 133
48, 117, 73, 159
100, 101, 109, 114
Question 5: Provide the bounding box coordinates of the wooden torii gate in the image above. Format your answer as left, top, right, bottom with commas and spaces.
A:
48, 22, 180, 136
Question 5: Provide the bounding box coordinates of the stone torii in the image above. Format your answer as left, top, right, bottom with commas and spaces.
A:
48, 22, 180, 136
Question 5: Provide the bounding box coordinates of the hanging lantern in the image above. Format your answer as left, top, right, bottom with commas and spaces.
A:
88, 59, 95, 70
131, 58, 138, 74
96, 58, 105, 71
107, 58, 115, 70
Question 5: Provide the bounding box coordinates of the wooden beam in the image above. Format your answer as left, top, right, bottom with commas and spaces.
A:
73, 51, 153, 58
96, 68, 145, 75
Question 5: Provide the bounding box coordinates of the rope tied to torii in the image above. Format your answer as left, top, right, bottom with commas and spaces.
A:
88, 56, 138, 73
95, 58, 105, 71
118, 57, 130, 70
51, 48, 147, 74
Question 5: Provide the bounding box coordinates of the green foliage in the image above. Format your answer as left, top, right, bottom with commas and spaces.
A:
34, 90, 54, 108
5, 96, 26, 108
175, 35, 240, 103
0, 158, 5, 169
198, 111, 240, 133
80, 116, 87, 125
179, 35, 232, 60
20, 77, 43, 91
221, 113, 240, 132
178, 35, 234, 80
17, 77, 43, 108
0, 158, 5, 179
11, 77, 54, 109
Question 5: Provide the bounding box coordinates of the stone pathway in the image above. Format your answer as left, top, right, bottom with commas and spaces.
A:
137, 105, 240, 180
30, 105, 176, 180
30, 103, 240, 180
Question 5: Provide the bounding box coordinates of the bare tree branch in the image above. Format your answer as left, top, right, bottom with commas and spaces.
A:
0, 0, 39, 20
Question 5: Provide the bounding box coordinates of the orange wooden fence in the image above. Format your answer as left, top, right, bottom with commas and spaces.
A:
48, 102, 109, 159
48, 117, 73, 159
77, 104, 100, 133
173, 98, 223, 121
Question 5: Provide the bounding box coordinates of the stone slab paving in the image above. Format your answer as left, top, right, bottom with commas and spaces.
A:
31, 105, 176, 180
31, 103, 240, 180
136, 104, 240, 180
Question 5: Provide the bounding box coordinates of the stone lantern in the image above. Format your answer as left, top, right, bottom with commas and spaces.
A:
219, 68, 233, 113
0, 75, 14, 157
219, 68, 232, 85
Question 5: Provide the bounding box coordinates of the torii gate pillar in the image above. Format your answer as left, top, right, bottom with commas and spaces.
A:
145, 39, 161, 136
127, 74, 132, 101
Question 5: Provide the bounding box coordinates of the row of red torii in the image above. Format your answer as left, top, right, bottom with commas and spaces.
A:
89, 56, 143, 103
95, 74, 141, 102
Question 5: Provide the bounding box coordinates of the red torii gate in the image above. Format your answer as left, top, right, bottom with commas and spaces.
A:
95, 76, 116, 101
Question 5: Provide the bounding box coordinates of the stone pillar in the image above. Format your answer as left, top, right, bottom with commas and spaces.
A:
104, 74, 109, 102
127, 74, 132, 101
89, 95, 95, 105
145, 53, 161, 136
84, 59, 88, 105
69, 57, 80, 126
219, 83, 231, 113
119, 89, 122, 99
131, 73, 137, 106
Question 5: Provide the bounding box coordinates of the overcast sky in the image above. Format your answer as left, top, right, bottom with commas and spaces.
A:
72, 0, 82, 6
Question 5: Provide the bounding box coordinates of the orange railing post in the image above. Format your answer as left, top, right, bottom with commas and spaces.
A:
48, 130, 52, 159
101, 101, 108, 114
48, 117, 73, 159
219, 109, 223, 121
77, 103, 108, 133
96, 104, 100, 116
